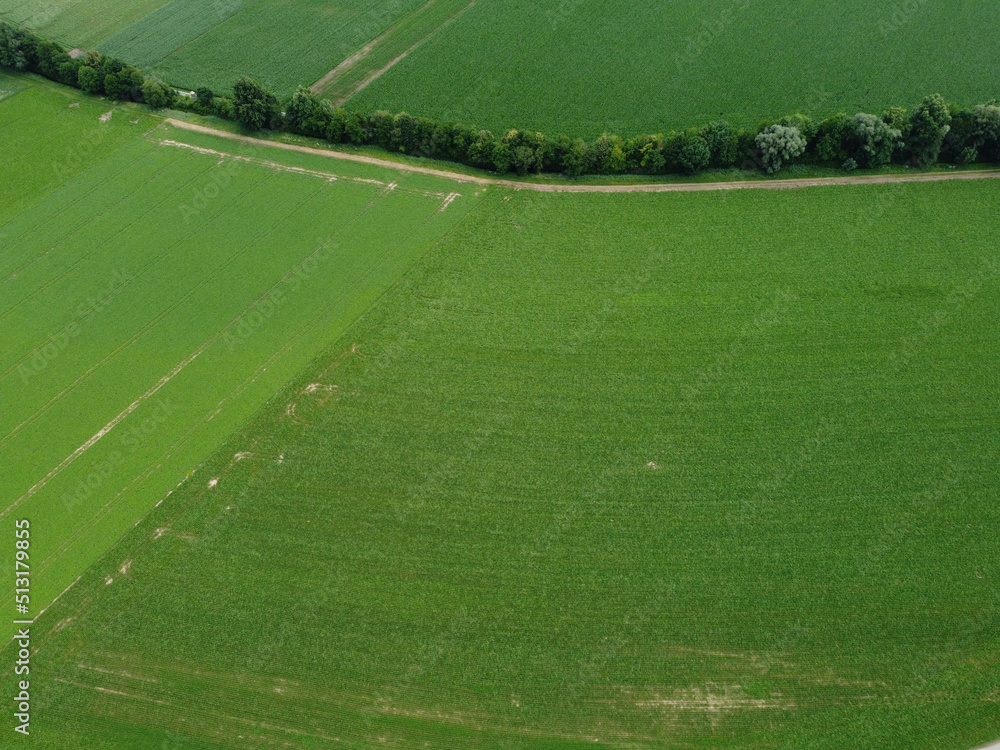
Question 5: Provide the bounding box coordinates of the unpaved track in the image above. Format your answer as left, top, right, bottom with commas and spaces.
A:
163, 119, 1000, 193
312, 0, 477, 105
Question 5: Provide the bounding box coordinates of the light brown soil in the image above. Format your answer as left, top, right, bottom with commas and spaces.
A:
162, 119, 1000, 194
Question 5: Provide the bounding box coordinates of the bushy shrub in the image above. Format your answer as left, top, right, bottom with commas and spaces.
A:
852, 113, 902, 167
77, 65, 102, 94
755, 124, 807, 173
233, 77, 281, 130
907, 94, 951, 167
0, 22, 31, 71
676, 132, 710, 174
142, 79, 175, 110
702, 120, 739, 167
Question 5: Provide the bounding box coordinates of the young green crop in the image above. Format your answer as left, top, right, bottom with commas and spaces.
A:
350, 0, 1000, 137
9, 174, 999, 748
0, 76, 481, 644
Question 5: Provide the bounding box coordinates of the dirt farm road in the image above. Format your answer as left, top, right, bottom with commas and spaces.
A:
162, 119, 1000, 194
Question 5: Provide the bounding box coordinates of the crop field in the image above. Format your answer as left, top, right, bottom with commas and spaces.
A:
0, 0, 429, 99
0, 75, 481, 647
348, 0, 1000, 137
5, 164, 998, 748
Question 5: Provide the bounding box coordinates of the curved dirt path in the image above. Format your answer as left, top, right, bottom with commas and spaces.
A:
163, 119, 1000, 193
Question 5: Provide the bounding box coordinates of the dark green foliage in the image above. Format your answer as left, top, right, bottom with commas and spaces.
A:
907, 94, 952, 167
560, 137, 588, 177
191, 86, 216, 115
943, 104, 1000, 163
232, 76, 281, 131
285, 86, 331, 138
104, 66, 143, 101
391, 112, 417, 152
0, 22, 31, 71
77, 65, 102, 94
35, 40, 69, 79
1, 23, 997, 178
702, 121, 739, 167
815, 114, 853, 163
589, 133, 626, 174
57, 58, 83, 86
141, 79, 175, 110
676, 131, 711, 175
213, 96, 235, 120
466, 130, 496, 169
343, 111, 367, 145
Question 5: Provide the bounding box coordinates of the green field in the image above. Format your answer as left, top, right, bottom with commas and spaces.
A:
5, 96, 998, 748
0, 0, 428, 98
5, 1, 1000, 136
0, 74, 480, 646
348, 0, 1000, 136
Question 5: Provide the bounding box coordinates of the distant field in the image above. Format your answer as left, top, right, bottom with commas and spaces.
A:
0, 0, 428, 98
9, 164, 999, 747
348, 0, 1000, 136
0, 75, 480, 644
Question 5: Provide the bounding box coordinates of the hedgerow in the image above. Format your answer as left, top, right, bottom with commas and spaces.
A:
3, 20, 998, 178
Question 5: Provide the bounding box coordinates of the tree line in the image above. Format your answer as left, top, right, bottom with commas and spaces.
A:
3, 20, 998, 178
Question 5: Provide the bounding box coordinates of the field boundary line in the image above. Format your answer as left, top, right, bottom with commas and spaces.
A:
310, 0, 438, 93
330, 0, 477, 106
162, 120, 1000, 193
0, 349, 201, 520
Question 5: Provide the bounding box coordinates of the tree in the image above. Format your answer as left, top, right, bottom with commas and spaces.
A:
103, 71, 129, 100
35, 40, 68, 79
77, 65, 102, 94
0, 22, 29, 71
852, 113, 901, 167
213, 96, 235, 120
343, 111, 367, 145
590, 133, 626, 173
755, 124, 806, 173
285, 86, 330, 138
391, 112, 417, 152
369, 110, 394, 149
778, 113, 818, 142
232, 77, 280, 131
972, 104, 1000, 160
702, 120, 738, 167
907, 94, 951, 167
561, 138, 587, 176
491, 140, 512, 173
677, 132, 710, 174
142, 78, 175, 109
815, 114, 853, 163
58, 59, 82, 85
193, 86, 215, 115
467, 130, 496, 168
